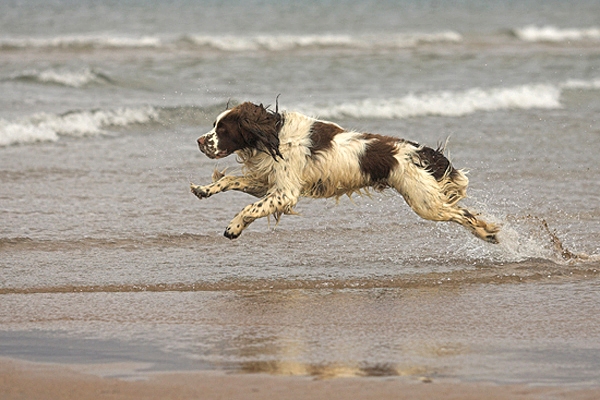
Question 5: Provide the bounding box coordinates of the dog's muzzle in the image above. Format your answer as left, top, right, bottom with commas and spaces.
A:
197, 133, 227, 159
197, 133, 216, 158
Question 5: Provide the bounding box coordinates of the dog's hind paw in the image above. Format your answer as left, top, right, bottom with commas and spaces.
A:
485, 233, 500, 244
474, 222, 501, 244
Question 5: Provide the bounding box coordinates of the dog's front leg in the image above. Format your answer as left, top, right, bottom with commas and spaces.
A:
224, 190, 298, 239
190, 175, 268, 200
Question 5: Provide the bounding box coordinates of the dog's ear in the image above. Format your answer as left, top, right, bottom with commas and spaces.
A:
238, 102, 283, 160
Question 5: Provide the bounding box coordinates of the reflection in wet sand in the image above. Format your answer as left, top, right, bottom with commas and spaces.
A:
239, 360, 429, 379
1, 281, 599, 385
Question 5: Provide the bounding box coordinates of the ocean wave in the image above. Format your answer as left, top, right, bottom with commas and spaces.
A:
296, 84, 563, 119
3, 78, 598, 146
0, 103, 232, 146
4, 28, 600, 53
7, 67, 112, 88
0, 34, 161, 50
184, 31, 462, 51
0, 106, 159, 146
0, 31, 461, 52
561, 78, 600, 90
514, 25, 600, 42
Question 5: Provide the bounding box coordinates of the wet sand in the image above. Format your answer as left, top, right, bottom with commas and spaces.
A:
1, 357, 600, 400
2, 278, 600, 399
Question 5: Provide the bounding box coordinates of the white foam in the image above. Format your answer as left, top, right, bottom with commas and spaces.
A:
0, 106, 159, 146
186, 31, 462, 51
397, 31, 463, 45
2, 31, 461, 52
297, 84, 562, 119
187, 34, 353, 51
514, 25, 600, 42
561, 78, 600, 90
0, 34, 161, 49
0, 119, 59, 146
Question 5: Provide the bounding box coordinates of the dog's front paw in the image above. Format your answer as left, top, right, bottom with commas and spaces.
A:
224, 216, 247, 240
224, 226, 241, 240
190, 184, 210, 200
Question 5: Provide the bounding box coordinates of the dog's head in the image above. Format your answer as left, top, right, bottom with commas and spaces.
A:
197, 102, 283, 160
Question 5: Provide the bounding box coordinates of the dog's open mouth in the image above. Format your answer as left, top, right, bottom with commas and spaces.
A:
198, 142, 229, 159
201, 149, 229, 159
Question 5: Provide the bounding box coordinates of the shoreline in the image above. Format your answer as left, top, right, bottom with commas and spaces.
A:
2, 357, 600, 400
2, 282, 600, 390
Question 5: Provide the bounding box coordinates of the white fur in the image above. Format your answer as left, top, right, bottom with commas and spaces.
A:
197, 109, 230, 159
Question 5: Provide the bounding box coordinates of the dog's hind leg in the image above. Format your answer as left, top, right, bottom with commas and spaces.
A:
391, 149, 500, 243
448, 206, 500, 244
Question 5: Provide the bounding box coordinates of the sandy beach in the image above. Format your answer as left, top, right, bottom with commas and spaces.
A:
1, 281, 599, 399
2, 357, 600, 400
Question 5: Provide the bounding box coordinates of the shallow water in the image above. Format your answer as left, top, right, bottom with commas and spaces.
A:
1, 0, 600, 386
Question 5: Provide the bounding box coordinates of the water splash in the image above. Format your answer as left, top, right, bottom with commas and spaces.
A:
497, 215, 597, 265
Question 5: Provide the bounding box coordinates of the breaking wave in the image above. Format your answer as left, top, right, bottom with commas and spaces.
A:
2, 78, 598, 146
183, 31, 462, 51
297, 84, 563, 119
7, 66, 112, 88
514, 25, 600, 42
0, 34, 161, 50
296, 79, 600, 120
0, 106, 159, 146
4, 28, 600, 53
0, 31, 462, 52
561, 78, 600, 90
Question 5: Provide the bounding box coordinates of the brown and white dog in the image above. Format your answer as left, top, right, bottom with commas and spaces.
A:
191, 101, 500, 243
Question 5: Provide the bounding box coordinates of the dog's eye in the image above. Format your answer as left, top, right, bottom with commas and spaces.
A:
212, 121, 216, 128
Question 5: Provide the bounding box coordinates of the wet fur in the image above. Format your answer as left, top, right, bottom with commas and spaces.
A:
192, 102, 500, 243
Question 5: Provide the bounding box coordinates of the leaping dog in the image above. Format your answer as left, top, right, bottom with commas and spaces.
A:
191, 101, 499, 243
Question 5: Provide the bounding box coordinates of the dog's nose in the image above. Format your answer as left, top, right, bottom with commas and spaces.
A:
197, 136, 205, 146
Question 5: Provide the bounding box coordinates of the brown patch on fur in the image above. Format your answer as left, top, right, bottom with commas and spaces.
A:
414, 146, 456, 181
360, 133, 400, 184
219, 102, 284, 160
309, 121, 344, 156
